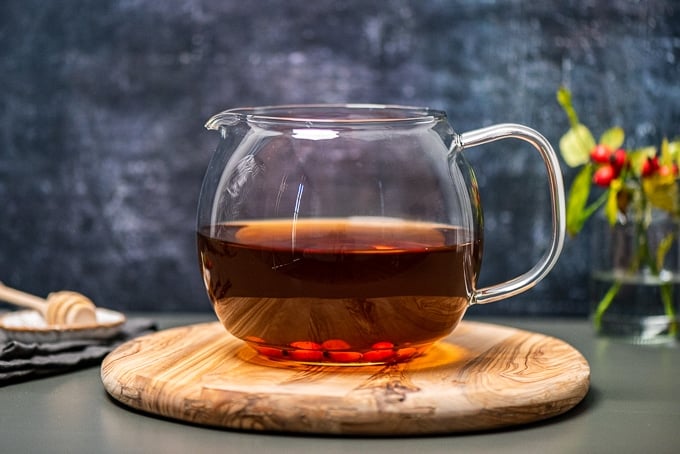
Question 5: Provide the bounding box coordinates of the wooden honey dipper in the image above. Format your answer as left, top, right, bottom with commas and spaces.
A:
0, 282, 98, 327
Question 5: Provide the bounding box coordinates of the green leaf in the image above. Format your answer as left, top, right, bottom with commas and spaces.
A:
599, 127, 625, 150
556, 86, 580, 128
566, 164, 594, 236
559, 124, 596, 167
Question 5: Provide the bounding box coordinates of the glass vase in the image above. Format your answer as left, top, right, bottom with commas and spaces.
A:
590, 211, 680, 344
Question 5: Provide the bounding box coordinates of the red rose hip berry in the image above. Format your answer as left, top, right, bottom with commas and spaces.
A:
396, 347, 418, 359
590, 144, 612, 164
255, 346, 284, 358
289, 349, 324, 361
609, 148, 627, 171
657, 164, 679, 177
641, 157, 660, 177
593, 165, 616, 187
371, 341, 394, 349
363, 349, 395, 362
328, 351, 363, 362
322, 339, 351, 350
290, 341, 322, 350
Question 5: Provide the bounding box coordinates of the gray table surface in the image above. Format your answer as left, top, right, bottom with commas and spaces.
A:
1, 314, 678, 454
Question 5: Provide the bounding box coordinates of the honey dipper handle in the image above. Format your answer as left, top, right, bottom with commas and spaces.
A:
0, 281, 48, 313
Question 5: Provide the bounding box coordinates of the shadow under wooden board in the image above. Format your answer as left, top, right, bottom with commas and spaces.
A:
101, 321, 590, 436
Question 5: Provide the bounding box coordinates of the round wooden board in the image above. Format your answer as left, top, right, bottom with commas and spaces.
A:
101, 321, 590, 435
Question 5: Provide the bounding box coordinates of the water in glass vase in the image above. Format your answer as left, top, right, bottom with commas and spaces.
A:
591, 269, 680, 344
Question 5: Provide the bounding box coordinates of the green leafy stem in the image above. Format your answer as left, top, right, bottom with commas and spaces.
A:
557, 86, 679, 336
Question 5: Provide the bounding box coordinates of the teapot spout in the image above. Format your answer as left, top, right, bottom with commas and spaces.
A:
205, 111, 240, 130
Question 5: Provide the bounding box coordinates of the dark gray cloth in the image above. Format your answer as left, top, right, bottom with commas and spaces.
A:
0, 318, 156, 386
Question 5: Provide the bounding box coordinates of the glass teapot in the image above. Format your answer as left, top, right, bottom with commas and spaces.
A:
197, 104, 565, 365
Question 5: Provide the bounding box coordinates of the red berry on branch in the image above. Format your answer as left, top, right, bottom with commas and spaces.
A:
641, 157, 660, 177
609, 148, 627, 171
593, 165, 616, 187
657, 164, 679, 178
590, 144, 612, 164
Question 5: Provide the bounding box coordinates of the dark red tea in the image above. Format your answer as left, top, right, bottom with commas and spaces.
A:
197, 218, 482, 364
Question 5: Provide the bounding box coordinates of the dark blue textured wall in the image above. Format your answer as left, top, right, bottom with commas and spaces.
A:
1, 0, 679, 315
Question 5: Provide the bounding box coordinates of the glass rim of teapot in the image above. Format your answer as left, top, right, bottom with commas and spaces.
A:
205, 103, 447, 129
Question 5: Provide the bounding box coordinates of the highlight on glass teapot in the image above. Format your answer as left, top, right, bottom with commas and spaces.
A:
196, 104, 566, 365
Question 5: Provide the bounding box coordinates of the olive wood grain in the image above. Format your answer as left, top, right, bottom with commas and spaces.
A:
101, 320, 589, 435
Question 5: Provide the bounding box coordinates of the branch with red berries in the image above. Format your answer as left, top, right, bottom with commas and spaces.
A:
556, 86, 680, 237
557, 87, 680, 332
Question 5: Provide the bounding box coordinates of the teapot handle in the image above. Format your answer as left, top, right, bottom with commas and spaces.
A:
458, 124, 566, 305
